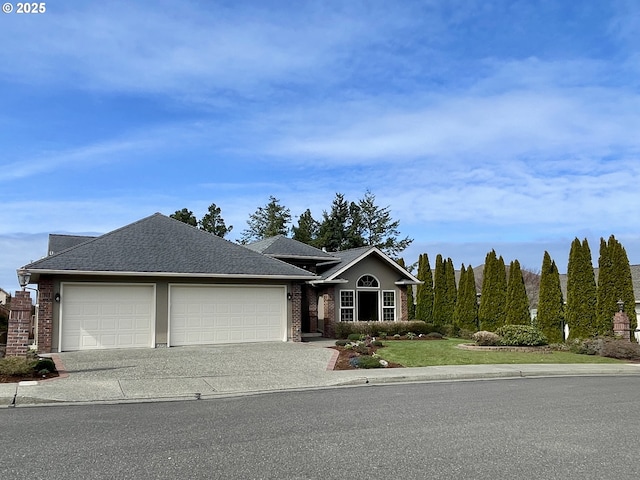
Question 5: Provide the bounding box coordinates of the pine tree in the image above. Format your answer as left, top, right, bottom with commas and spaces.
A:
478, 250, 507, 331
454, 264, 478, 332
240, 196, 291, 243
505, 259, 530, 325
566, 238, 597, 339
292, 209, 319, 245
198, 203, 233, 238
170, 208, 197, 227
537, 251, 564, 343
415, 253, 434, 323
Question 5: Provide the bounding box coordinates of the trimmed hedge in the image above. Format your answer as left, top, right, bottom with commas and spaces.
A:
495, 325, 548, 346
335, 321, 448, 339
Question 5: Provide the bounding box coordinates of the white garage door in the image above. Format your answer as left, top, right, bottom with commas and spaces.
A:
61, 284, 154, 351
169, 285, 286, 346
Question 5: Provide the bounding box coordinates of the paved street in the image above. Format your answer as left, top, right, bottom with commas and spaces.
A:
2, 376, 640, 479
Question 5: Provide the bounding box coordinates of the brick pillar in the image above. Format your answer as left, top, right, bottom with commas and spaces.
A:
290, 283, 302, 342
306, 285, 318, 332
6, 291, 32, 357
37, 276, 54, 353
399, 286, 408, 321
613, 311, 631, 341
324, 289, 336, 338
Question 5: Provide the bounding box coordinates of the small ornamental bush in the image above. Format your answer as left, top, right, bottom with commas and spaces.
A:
353, 355, 384, 369
496, 325, 548, 346
406, 332, 416, 340
472, 331, 502, 346
599, 338, 640, 361
0, 356, 35, 376
335, 340, 348, 347
371, 340, 384, 347
425, 332, 444, 339
33, 358, 57, 374
348, 333, 364, 341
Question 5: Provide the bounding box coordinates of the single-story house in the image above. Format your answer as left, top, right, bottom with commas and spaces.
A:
15, 213, 420, 353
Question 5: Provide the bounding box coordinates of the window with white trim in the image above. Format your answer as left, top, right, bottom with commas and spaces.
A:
357, 275, 379, 288
340, 290, 355, 322
382, 290, 396, 321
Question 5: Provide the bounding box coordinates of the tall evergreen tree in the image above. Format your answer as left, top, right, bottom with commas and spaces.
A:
198, 203, 233, 238
454, 264, 478, 331
566, 238, 597, 339
316, 193, 356, 251
537, 251, 564, 343
478, 250, 507, 331
292, 209, 319, 245
240, 196, 291, 243
444, 257, 457, 325
596, 235, 637, 338
432, 254, 447, 326
356, 190, 413, 257
415, 253, 434, 323
505, 259, 530, 325
397, 258, 415, 320
170, 208, 197, 227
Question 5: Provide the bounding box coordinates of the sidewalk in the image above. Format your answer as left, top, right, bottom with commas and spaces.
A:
2, 341, 640, 407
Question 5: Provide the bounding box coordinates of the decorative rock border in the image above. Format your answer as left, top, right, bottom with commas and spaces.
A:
457, 344, 552, 354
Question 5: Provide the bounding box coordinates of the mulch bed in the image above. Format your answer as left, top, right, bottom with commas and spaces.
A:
330, 344, 404, 370
0, 371, 59, 384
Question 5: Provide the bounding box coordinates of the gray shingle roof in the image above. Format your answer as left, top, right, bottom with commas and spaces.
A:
246, 235, 339, 261
316, 246, 420, 283
23, 213, 316, 279
48, 234, 97, 256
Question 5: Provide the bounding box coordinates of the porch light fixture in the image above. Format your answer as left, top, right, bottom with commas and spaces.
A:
54, 293, 61, 303
17, 269, 31, 291
287, 292, 292, 301
617, 299, 624, 312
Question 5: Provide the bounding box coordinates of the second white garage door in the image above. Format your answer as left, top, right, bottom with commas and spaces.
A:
169, 285, 286, 346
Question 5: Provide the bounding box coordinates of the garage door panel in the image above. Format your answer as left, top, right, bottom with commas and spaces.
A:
170, 286, 285, 346
62, 285, 154, 351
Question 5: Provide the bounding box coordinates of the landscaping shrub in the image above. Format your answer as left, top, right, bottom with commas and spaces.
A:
457, 329, 476, 340
371, 340, 384, 347
33, 358, 57, 374
569, 338, 600, 355
352, 355, 384, 369
472, 331, 502, 346
599, 338, 640, 361
335, 340, 348, 347
347, 333, 364, 341
335, 321, 439, 338
0, 356, 35, 376
424, 332, 444, 339
496, 325, 548, 346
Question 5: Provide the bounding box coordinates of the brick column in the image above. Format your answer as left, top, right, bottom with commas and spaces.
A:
613, 311, 631, 341
400, 286, 408, 321
290, 283, 302, 342
324, 289, 336, 338
6, 291, 32, 357
37, 276, 54, 353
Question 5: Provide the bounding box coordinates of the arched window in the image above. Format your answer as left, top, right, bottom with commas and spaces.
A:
357, 275, 379, 288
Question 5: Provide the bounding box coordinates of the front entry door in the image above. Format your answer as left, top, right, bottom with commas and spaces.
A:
357, 291, 378, 321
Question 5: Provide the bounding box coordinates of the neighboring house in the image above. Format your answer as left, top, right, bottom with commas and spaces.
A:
0, 287, 10, 320
16, 214, 420, 353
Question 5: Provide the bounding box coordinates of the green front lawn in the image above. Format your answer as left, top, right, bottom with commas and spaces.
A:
376, 339, 623, 367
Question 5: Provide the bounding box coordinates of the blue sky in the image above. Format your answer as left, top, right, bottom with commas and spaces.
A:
2, 0, 640, 293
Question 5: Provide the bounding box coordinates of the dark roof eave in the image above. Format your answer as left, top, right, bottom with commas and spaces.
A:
23, 269, 318, 282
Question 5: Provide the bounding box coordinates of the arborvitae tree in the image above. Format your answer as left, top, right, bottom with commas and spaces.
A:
397, 258, 415, 319
415, 253, 434, 323
444, 257, 457, 325
432, 254, 447, 326
566, 238, 597, 339
170, 208, 197, 227
454, 264, 478, 332
292, 209, 319, 245
537, 251, 564, 343
478, 250, 507, 331
198, 203, 233, 238
505, 259, 531, 325
596, 235, 637, 338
